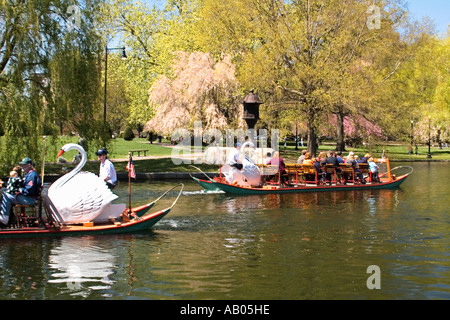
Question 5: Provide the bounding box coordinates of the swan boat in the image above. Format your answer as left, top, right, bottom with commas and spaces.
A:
0, 144, 183, 238
192, 158, 413, 195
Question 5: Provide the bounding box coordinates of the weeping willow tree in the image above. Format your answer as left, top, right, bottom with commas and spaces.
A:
0, 0, 105, 175
49, 36, 105, 148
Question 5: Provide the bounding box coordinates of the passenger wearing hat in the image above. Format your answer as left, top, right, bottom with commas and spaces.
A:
0, 157, 42, 226
96, 148, 117, 189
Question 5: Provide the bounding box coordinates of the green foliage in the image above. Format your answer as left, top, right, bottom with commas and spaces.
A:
123, 125, 135, 141
1, 0, 447, 177
99, 0, 203, 131
196, 0, 412, 155
0, 0, 107, 174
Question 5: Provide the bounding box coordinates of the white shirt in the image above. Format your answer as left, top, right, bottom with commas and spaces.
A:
99, 158, 117, 184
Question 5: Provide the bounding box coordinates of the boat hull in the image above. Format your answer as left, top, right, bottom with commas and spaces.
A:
198, 174, 409, 195
192, 177, 222, 192
0, 205, 170, 239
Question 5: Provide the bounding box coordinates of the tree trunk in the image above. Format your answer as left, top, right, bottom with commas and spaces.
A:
307, 111, 317, 157
335, 111, 346, 152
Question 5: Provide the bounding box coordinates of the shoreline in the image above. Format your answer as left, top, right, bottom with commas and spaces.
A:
40, 158, 449, 183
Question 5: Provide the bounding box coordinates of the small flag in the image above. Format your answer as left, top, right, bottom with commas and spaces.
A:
126, 157, 136, 179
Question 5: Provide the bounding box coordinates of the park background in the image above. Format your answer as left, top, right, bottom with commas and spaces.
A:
0, 0, 449, 177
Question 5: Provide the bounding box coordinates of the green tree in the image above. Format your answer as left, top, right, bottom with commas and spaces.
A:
99, 0, 202, 132
0, 0, 106, 174
197, 0, 409, 156
407, 33, 450, 144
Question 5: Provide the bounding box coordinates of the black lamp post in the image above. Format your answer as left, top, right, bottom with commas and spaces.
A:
427, 116, 432, 159
410, 119, 414, 147
104, 46, 127, 123
242, 90, 263, 144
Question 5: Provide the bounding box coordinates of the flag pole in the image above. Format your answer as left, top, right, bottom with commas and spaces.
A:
39, 136, 47, 220
128, 152, 132, 213
41, 136, 47, 185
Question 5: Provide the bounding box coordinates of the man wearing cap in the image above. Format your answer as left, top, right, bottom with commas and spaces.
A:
0, 157, 42, 226
96, 148, 117, 189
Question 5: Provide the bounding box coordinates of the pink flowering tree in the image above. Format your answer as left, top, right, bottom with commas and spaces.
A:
325, 114, 384, 148
144, 52, 242, 138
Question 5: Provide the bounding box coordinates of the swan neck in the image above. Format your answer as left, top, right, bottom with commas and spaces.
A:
51, 144, 87, 189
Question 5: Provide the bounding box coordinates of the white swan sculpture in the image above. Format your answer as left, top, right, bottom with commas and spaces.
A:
223, 142, 262, 187
46, 143, 123, 224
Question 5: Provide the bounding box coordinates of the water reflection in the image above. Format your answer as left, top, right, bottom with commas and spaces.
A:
48, 237, 116, 298
0, 162, 449, 299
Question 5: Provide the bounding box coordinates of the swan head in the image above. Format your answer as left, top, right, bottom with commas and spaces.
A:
57, 143, 86, 158
49, 143, 88, 191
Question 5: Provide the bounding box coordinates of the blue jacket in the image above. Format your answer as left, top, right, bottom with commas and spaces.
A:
21, 169, 41, 198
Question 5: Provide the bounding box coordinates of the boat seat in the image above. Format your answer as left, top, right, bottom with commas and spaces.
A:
285, 164, 302, 185
339, 164, 355, 183
300, 164, 317, 184
259, 165, 279, 176
358, 163, 369, 174
324, 164, 339, 184
14, 203, 41, 228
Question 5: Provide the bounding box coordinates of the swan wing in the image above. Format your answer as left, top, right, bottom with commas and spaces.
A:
48, 171, 118, 224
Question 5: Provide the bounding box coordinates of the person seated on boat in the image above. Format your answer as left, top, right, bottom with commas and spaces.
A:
343, 154, 354, 182
336, 151, 344, 164
313, 157, 325, 185
0, 158, 42, 226
5, 166, 24, 195
346, 155, 365, 184
302, 152, 313, 165
359, 153, 371, 163
266, 151, 288, 186
344, 151, 354, 162
320, 151, 341, 185
96, 148, 117, 189
368, 157, 380, 183
345, 154, 353, 164
297, 149, 307, 164
317, 151, 326, 162
335, 151, 345, 183
354, 155, 366, 183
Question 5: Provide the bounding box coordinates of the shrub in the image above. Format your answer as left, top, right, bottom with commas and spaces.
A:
123, 126, 134, 141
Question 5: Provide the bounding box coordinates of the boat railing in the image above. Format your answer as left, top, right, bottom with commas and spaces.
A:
258, 165, 279, 176
390, 165, 414, 177
154, 183, 184, 211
